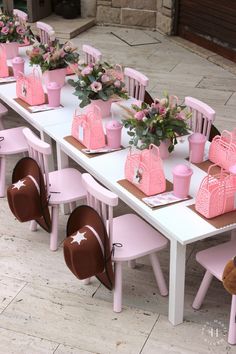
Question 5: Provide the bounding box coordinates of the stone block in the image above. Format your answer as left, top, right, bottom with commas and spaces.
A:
163, 0, 173, 9
156, 12, 172, 34
156, 0, 163, 10
97, 0, 112, 5
121, 9, 156, 28
97, 5, 121, 24
80, 0, 96, 18
119, 0, 156, 10
112, 0, 122, 7
162, 6, 172, 17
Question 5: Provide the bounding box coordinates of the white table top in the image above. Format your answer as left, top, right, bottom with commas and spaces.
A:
0, 51, 234, 246
44, 121, 235, 246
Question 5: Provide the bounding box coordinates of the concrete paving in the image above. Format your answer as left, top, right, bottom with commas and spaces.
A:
0, 26, 236, 354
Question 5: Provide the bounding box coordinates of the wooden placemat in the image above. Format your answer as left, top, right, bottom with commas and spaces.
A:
188, 204, 236, 229
64, 135, 124, 158
185, 158, 222, 174
14, 94, 48, 112
117, 179, 192, 209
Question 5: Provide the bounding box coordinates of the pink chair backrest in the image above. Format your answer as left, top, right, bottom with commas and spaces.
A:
13, 9, 28, 23
82, 44, 102, 65
36, 22, 55, 45
124, 67, 149, 101
22, 127, 51, 193
185, 96, 216, 141
81, 173, 118, 246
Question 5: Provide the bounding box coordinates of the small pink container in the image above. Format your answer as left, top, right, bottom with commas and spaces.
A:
188, 133, 207, 163
12, 56, 25, 79
172, 164, 193, 198
106, 120, 123, 149
46, 82, 61, 108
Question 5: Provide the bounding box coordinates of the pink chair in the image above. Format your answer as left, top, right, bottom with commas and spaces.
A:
82, 45, 102, 65
0, 125, 28, 197
13, 9, 30, 47
13, 9, 28, 23
192, 240, 236, 344
185, 97, 216, 141
124, 68, 149, 102
36, 22, 55, 45
22, 127, 86, 251
81, 173, 168, 312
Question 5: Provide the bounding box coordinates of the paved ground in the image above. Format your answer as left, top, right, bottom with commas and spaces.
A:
0, 25, 236, 354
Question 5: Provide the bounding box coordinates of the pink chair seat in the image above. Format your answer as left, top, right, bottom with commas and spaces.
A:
0, 127, 28, 155
48, 168, 85, 205
196, 240, 236, 280
113, 214, 168, 261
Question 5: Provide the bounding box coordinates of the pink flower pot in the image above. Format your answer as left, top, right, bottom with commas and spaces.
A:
89, 99, 113, 118
43, 68, 66, 87
1, 42, 19, 59
159, 139, 171, 160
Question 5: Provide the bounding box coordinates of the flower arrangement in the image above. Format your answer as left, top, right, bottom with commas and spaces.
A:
68, 62, 128, 108
26, 39, 79, 73
0, 13, 31, 43
122, 92, 191, 152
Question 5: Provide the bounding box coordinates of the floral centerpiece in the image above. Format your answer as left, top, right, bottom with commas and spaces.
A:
68, 61, 128, 108
122, 92, 191, 153
0, 12, 31, 44
27, 38, 79, 72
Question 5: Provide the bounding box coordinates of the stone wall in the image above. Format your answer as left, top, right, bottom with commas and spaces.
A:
96, 0, 175, 34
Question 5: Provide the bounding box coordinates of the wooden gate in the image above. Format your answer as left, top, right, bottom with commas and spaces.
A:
176, 0, 236, 62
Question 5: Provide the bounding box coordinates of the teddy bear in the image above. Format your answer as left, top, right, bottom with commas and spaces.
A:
223, 256, 236, 295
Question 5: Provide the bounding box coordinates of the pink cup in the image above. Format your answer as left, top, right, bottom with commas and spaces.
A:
46, 82, 61, 108
12, 56, 25, 79
188, 133, 207, 164
172, 164, 193, 198
106, 120, 123, 149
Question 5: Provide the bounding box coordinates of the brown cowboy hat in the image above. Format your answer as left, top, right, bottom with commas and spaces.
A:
7, 157, 51, 233
64, 205, 114, 290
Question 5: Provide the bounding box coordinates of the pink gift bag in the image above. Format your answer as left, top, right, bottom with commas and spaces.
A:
0, 44, 9, 78
16, 69, 45, 106
125, 144, 166, 196
71, 105, 105, 150
195, 164, 236, 218
209, 129, 236, 172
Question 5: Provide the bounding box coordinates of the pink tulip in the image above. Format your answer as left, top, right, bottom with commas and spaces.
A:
81, 66, 93, 76
0, 21, 4, 28
134, 110, 145, 120
90, 81, 102, 92
114, 80, 121, 88
1, 26, 9, 35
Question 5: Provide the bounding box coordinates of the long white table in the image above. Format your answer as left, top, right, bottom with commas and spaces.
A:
0, 53, 234, 326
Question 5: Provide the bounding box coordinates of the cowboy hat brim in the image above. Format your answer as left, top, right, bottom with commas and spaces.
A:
66, 205, 114, 290
12, 157, 51, 233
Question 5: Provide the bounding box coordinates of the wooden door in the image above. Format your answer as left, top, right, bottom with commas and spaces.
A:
177, 0, 236, 62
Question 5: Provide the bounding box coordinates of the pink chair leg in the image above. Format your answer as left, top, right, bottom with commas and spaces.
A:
149, 253, 168, 296
82, 278, 91, 285
69, 201, 76, 213
128, 260, 136, 269
192, 270, 213, 309
50, 205, 59, 251
30, 220, 37, 231
228, 295, 236, 345
0, 156, 6, 197
113, 261, 122, 313
0, 117, 4, 130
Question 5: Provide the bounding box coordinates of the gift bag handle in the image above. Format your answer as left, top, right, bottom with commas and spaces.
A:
114, 64, 123, 73
221, 130, 233, 144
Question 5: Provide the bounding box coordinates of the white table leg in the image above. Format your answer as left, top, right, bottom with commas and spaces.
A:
56, 143, 70, 215
40, 131, 54, 172
168, 239, 186, 325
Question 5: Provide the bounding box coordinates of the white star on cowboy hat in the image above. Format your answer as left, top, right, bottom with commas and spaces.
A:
70, 230, 87, 245
12, 179, 26, 190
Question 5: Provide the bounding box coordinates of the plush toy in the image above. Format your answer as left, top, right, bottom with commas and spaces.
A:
222, 256, 236, 295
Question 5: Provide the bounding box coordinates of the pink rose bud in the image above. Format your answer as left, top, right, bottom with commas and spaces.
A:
134, 111, 145, 120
